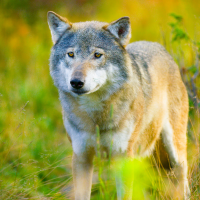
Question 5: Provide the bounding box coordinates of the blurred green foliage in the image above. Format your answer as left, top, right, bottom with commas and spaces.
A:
169, 13, 189, 42
0, 0, 199, 199
116, 159, 158, 199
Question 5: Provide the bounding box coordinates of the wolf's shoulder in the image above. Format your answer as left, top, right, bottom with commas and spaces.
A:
127, 41, 165, 51
126, 41, 168, 59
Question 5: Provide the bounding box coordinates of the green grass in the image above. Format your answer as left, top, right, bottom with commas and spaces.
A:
0, 1, 200, 199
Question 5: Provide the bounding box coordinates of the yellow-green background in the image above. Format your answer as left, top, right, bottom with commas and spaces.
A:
0, 0, 199, 199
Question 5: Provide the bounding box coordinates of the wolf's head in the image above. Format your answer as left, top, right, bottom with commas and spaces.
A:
48, 11, 131, 97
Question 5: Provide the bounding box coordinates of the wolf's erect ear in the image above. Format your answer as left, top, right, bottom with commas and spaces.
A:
47, 11, 72, 44
104, 17, 131, 46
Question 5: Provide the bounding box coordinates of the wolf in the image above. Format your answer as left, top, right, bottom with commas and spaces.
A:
47, 11, 190, 200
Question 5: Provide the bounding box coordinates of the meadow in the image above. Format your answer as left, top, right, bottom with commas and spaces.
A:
0, 0, 199, 199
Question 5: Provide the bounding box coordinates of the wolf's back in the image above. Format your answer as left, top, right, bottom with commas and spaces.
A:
126, 41, 181, 86
126, 41, 178, 70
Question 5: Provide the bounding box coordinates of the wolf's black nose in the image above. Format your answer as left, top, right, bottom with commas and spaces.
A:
70, 79, 84, 89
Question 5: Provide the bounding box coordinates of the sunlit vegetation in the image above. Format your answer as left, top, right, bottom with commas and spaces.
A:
0, 0, 199, 199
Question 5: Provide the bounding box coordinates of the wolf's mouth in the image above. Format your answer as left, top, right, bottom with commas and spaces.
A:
71, 89, 88, 95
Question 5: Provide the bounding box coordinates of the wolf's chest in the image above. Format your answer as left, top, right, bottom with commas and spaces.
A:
64, 115, 135, 156
98, 120, 135, 155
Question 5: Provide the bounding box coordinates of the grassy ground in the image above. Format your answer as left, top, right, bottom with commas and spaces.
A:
0, 0, 199, 199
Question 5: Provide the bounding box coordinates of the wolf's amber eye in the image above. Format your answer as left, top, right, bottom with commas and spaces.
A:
94, 53, 102, 58
68, 52, 74, 58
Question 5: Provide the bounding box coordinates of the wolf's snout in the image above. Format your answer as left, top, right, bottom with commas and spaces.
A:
70, 79, 84, 89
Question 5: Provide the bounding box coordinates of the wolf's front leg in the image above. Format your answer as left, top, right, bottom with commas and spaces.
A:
73, 152, 94, 200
